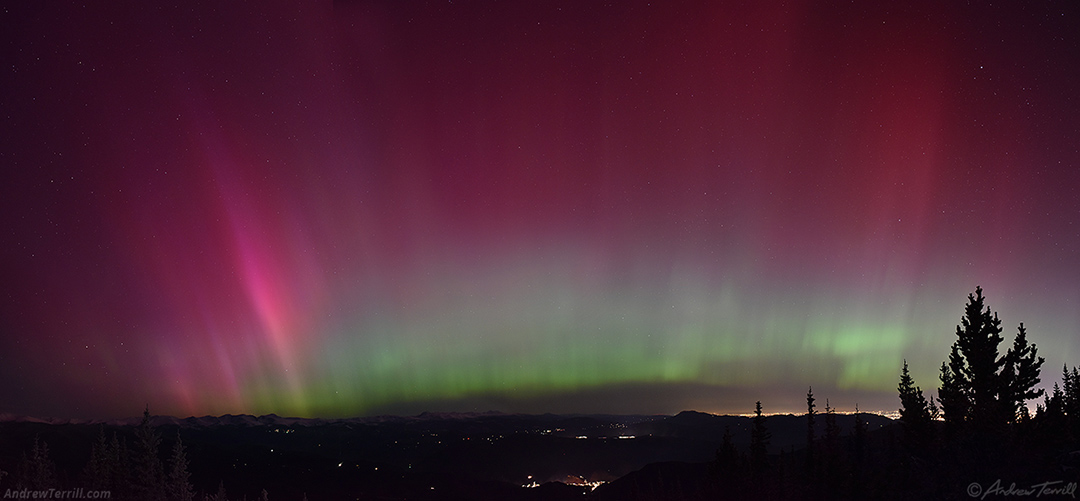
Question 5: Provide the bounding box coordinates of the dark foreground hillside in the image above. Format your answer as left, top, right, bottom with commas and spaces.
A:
1, 409, 1076, 500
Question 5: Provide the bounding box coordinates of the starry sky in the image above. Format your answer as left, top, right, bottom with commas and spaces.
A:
2, 0, 1079, 419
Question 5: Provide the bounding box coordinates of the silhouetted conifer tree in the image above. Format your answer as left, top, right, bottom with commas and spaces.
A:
1036, 383, 1067, 445
928, 392, 940, 421
824, 400, 840, 446
16, 436, 57, 490
939, 287, 1045, 434
82, 426, 112, 491
1044, 383, 1064, 416
132, 406, 166, 501
109, 432, 133, 499
1060, 364, 1080, 441
938, 359, 966, 434
718, 425, 739, 473
999, 323, 1045, 423
948, 286, 1004, 431
898, 360, 933, 436
853, 404, 867, 452
709, 423, 742, 496
852, 404, 868, 496
207, 480, 229, 501
750, 401, 770, 477
165, 432, 194, 501
1017, 401, 1031, 423
805, 386, 816, 476
822, 399, 841, 489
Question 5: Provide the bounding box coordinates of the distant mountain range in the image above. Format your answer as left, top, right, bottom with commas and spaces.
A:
0, 409, 662, 428
0, 408, 895, 454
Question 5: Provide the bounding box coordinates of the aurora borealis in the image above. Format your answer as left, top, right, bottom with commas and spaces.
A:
2, 1, 1079, 419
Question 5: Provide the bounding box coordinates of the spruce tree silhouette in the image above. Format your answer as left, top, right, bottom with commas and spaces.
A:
946, 286, 1002, 431
937, 286, 1045, 435
1033, 381, 1069, 452
165, 431, 194, 501
719, 425, 739, 472
805, 386, 816, 477
108, 432, 132, 499
938, 359, 966, 434
1034, 365, 1080, 445
1042, 383, 1066, 420
999, 323, 1045, 423
82, 426, 112, 491
132, 405, 166, 501
209, 480, 229, 501
16, 436, 57, 490
821, 399, 841, 492
823, 400, 840, 449
1063, 365, 1080, 440
750, 401, 770, 479
897, 359, 933, 441
852, 404, 868, 497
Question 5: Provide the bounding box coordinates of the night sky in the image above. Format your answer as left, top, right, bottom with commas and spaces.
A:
2, 1, 1079, 420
